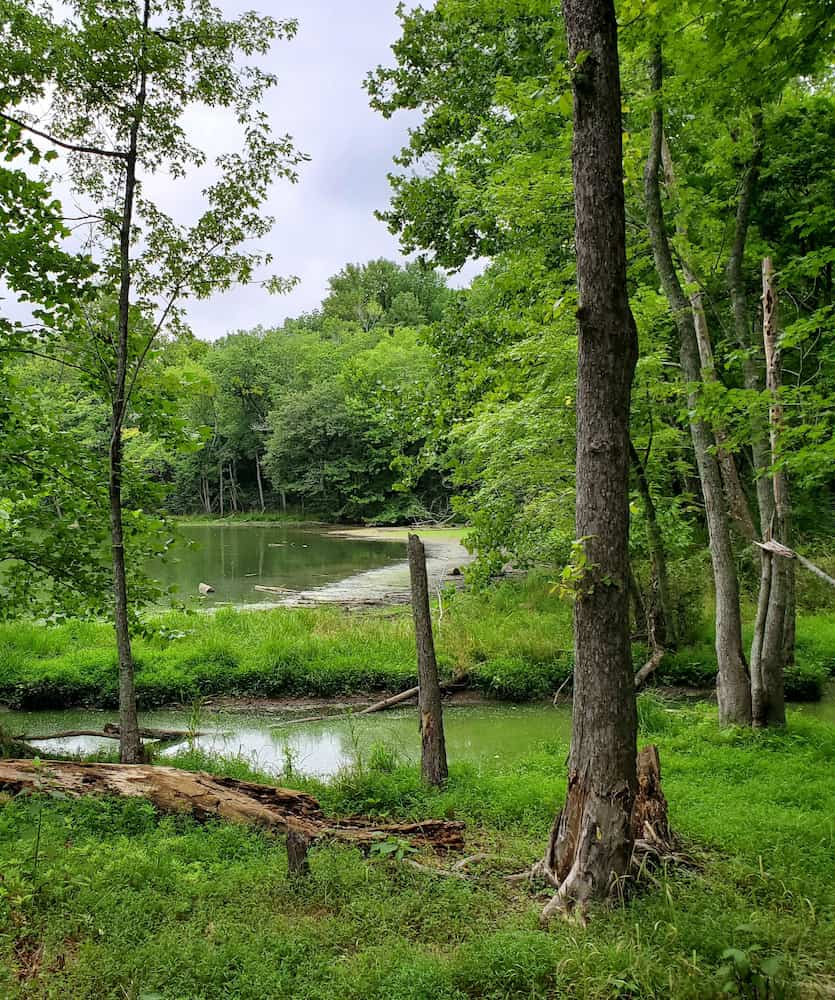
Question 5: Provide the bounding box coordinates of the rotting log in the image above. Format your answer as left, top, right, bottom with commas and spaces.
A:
0, 760, 465, 874
17, 724, 204, 743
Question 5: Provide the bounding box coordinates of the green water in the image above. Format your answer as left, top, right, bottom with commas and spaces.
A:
3, 704, 573, 777
151, 524, 406, 607
5, 693, 832, 778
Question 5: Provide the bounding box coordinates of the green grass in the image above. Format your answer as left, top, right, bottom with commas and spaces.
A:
1, 701, 833, 998
0, 576, 575, 709
1, 573, 832, 709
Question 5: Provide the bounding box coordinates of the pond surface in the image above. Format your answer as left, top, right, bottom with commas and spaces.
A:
5, 692, 832, 779
151, 524, 408, 608
4, 704, 572, 777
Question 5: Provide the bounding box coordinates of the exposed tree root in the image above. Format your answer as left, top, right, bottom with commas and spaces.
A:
0, 760, 465, 872
519, 746, 676, 923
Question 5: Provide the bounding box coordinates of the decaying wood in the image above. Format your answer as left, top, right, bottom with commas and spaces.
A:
408, 533, 448, 787
0, 760, 466, 864
633, 645, 666, 690
254, 585, 295, 595
754, 540, 835, 589
272, 681, 465, 728
17, 724, 203, 743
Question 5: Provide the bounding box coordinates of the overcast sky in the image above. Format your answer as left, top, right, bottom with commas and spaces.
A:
160, 0, 477, 341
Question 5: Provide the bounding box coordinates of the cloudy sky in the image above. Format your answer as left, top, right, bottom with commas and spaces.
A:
153, 0, 477, 341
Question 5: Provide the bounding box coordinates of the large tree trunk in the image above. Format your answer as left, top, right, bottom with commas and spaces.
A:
537, 0, 639, 919
0, 761, 466, 862
408, 534, 448, 787
644, 47, 751, 726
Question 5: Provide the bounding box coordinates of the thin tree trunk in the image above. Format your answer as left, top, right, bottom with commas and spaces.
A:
644, 46, 751, 726
752, 258, 790, 727
660, 137, 757, 542
255, 452, 266, 513
629, 439, 675, 648
408, 534, 448, 787
219, 463, 224, 517
111, 1, 150, 765
536, 0, 639, 920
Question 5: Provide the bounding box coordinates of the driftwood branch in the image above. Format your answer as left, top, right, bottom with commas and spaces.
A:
272, 681, 465, 728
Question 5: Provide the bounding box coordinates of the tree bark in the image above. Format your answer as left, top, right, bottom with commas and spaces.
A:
644, 46, 751, 726
408, 534, 448, 787
110, 0, 151, 765
751, 258, 790, 727
536, 0, 639, 919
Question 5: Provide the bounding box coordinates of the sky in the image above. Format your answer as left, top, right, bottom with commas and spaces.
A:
149, 0, 479, 341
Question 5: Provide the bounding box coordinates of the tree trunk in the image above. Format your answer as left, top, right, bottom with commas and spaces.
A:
408, 534, 448, 787
255, 452, 266, 513
537, 0, 639, 920
644, 46, 751, 726
110, 2, 150, 765
219, 462, 224, 517
751, 258, 790, 727
629, 439, 675, 648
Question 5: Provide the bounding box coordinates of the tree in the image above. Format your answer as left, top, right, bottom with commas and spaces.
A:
2, 0, 304, 761
532, 0, 639, 916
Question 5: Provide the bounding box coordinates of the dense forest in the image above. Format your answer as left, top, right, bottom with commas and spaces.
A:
1, 0, 834, 995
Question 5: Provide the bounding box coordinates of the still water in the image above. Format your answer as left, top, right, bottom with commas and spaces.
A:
4, 693, 833, 779
151, 524, 407, 608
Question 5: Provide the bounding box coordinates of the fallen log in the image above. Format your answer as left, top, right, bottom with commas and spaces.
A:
0, 760, 465, 865
17, 724, 203, 743
254, 585, 295, 595
272, 680, 466, 728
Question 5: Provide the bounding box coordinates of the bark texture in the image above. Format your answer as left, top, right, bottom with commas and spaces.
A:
110, 0, 151, 764
539, 0, 639, 917
408, 534, 448, 787
751, 259, 790, 726
0, 761, 466, 856
644, 47, 751, 726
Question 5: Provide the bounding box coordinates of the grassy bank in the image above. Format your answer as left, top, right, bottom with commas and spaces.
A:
1, 700, 833, 998
0, 576, 832, 709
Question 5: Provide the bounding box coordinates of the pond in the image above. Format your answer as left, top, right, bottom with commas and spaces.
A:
5, 692, 833, 779
150, 523, 410, 608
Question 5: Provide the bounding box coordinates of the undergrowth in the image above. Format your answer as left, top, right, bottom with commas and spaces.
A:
0, 702, 833, 998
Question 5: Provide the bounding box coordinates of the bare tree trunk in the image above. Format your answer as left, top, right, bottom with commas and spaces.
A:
408, 534, 448, 787
752, 259, 790, 727
644, 46, 751, 726
629, 439, 675, 648
536, 0, 639, 920
219, 463, 224, 517
255, 452, 266, 513
110, 1, 151, 765
660, 137, 757, 542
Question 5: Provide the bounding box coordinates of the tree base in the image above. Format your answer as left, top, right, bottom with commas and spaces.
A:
535, 745, 673, 923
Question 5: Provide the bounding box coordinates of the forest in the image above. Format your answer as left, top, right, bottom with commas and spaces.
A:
0, 0, 834, 997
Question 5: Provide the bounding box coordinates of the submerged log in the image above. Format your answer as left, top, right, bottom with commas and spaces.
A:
0, 760, 466, 860
198, 583, 215, 595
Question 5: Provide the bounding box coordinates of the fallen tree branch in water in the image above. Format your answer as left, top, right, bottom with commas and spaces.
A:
273, 681, 467, 728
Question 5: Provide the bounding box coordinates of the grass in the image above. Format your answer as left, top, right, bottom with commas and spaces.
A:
0, 573, 832, 709
0, 699, 833, 998
0, 576, 575, 709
